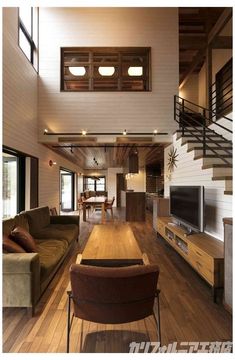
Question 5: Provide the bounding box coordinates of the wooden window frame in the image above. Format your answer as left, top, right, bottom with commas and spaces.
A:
83, 176, 106, 192
61, 47, 151, 92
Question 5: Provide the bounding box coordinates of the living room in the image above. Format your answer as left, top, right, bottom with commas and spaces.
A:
2, 2, 233, 354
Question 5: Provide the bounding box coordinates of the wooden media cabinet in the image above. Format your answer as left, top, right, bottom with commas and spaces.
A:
157, 217, 224, 302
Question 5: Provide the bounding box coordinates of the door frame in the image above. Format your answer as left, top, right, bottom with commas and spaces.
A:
60, 167, 75, 212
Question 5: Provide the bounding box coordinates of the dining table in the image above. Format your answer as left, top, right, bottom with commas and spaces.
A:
82, 196, 107, 223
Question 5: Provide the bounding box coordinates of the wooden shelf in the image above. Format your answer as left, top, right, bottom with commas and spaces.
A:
157, 216, 224, 302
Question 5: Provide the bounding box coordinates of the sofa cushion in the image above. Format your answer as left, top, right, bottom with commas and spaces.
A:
36, 239, 68, 282
33, 224, 78, 244
15, 214, 29, 232
47, 224, 78, 244
11, 227, 37, 252
24, 206, 50, 235
3, 218, 16, 237
3, 235, 26, 253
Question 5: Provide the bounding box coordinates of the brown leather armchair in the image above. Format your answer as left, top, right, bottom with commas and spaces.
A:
67, 263, 161, 352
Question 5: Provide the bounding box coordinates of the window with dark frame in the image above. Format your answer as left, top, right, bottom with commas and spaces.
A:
18, 7, 38, 68
215, 58, 232, 118
61, 47, 151, 91
83, 176, 106, 192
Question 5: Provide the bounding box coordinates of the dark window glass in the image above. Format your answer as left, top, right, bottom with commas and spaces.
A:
83, 176, 106, 191
18, 7, 37, 68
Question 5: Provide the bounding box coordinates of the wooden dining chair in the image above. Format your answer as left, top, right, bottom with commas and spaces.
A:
81, 196, 91, 218
66, 263, 161, 352
104, 196, 115, 218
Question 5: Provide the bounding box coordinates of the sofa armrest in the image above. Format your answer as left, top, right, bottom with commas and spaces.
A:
50, 215, 80, 226
3, 253, 41, 311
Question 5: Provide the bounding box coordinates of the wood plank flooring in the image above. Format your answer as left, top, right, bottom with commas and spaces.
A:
3, 209, 232, 353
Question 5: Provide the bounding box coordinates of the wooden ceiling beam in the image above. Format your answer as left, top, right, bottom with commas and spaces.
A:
179, 36, 207, 50
179, 47, 206, 88
211, 36, 232, 49
179, 8, 232, 88
207, 8, 232, 44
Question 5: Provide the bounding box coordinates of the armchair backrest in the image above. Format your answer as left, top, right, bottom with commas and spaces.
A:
70, 264, 159, 324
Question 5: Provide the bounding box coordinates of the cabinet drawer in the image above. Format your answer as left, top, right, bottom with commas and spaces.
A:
189, 245, 214, 283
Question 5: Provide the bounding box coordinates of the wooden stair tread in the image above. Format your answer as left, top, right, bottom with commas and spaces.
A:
212, 176, 233, 181
224, 191, 233, 195
188, 146, 232, 150
202, 164, 232, 169
182, 139, 232, 144
194, 154, 232, 160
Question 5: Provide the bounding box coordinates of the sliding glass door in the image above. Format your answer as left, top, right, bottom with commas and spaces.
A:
60, 169, 74, 211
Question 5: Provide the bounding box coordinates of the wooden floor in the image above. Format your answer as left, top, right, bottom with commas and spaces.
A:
3, 209, 232, 353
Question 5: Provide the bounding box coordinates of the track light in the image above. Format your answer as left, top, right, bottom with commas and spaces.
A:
153, 129, 158, 135
93, 157, 99, 166
81, 130, 87, 136
123, 129, 127, 135
44, 128, 48, 134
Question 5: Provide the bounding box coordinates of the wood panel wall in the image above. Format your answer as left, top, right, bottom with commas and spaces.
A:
164, 134, 232, 240
38, 7, 179, 139
3, 8, 81, 211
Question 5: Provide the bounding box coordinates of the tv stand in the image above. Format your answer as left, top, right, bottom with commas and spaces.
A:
168, 221, 197, 237
183, 228, 195, 237
157, 217, 224, 302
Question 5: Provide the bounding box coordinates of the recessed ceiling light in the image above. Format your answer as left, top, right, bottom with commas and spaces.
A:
128, 66, 143, 76
98, 67, 115, 76
69, 66, 86, 76
81, 130, 87, 136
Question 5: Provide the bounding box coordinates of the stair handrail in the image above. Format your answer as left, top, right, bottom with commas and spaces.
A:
177, 101, 233, 135
174, 96, 233, 165
175, 95, 232, 123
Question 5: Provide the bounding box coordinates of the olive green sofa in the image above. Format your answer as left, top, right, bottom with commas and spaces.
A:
3, 206, 79, 315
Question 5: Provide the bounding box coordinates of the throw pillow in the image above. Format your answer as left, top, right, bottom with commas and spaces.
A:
11, 226, 37, 252
3, 234, 26, 253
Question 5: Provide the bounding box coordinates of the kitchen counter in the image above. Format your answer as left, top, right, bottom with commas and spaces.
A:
146, 193, 163, 211
121, 191, 146, 221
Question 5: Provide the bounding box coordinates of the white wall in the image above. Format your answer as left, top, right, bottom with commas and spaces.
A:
179, 74, 199, 111
3, 8, 81, 211
164, 135, 232, 240
107, 168, 123, 206
38, 7, 179, 140
126, 167, 146, 192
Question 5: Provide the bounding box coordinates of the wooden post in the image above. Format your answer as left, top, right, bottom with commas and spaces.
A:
205, 45, 212, 114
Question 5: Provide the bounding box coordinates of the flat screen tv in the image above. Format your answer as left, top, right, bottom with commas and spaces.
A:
170, 186, 204, 233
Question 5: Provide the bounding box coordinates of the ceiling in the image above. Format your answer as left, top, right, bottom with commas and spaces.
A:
179, 7, 226, 78
48, 142, 168, 171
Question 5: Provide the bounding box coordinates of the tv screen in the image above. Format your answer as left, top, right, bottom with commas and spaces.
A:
170, 186, 204, 232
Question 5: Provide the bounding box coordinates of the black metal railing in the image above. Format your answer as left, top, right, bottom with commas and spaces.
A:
174, 95, 233, 165
210, 58, 232, 120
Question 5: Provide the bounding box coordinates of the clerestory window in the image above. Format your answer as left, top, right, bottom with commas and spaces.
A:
61, 47, 151, 92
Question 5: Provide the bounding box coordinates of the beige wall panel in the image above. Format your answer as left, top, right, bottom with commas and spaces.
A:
38, 8, 179, 138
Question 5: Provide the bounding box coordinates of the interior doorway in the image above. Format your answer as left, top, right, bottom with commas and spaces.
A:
60, 169, 75, 212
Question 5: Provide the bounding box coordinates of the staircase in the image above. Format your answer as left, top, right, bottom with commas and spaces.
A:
174, 96, 233, 195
